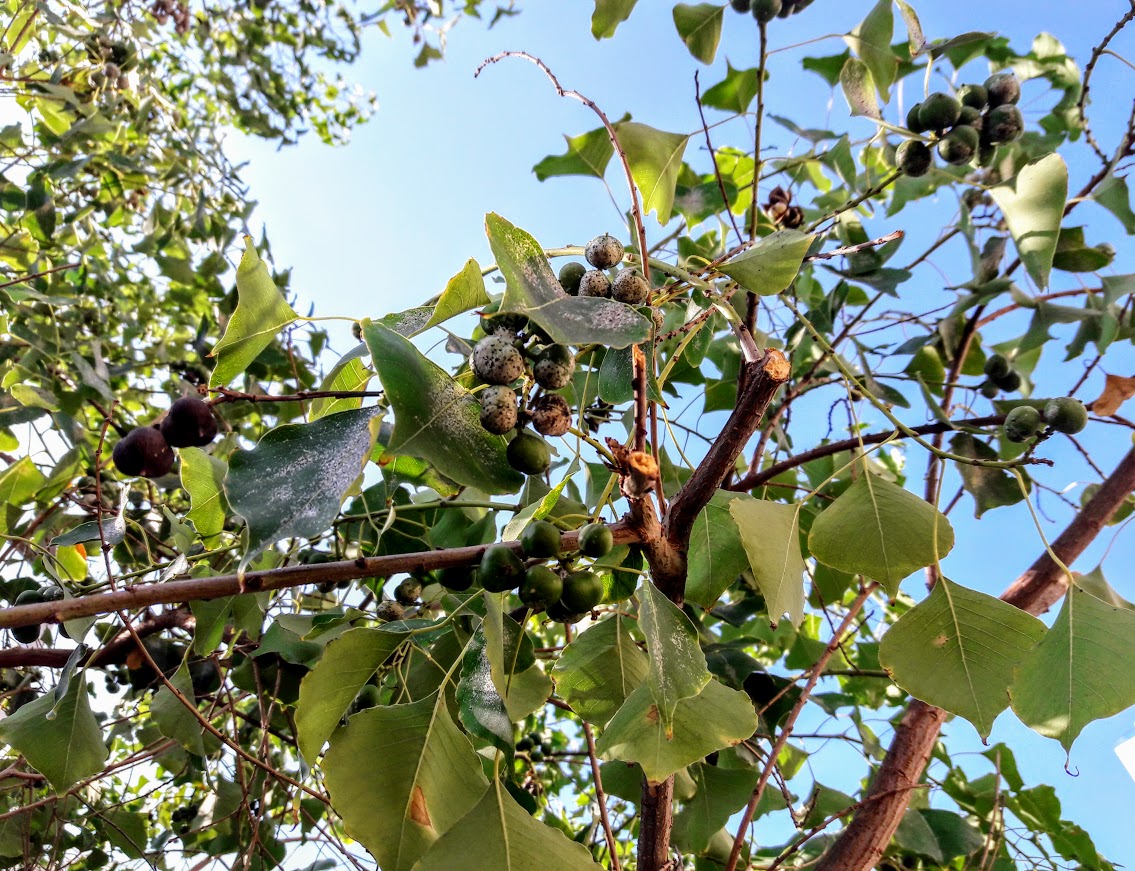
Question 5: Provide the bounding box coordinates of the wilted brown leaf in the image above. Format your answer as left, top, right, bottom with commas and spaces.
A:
1090, 374, 1135, 416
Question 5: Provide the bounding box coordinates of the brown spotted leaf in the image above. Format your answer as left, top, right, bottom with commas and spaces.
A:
1090, 373, 1135, 416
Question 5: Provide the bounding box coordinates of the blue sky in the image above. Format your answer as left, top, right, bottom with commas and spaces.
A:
229, 1, 1135, 863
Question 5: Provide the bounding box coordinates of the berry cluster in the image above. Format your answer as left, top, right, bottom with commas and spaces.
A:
10, 583, 64, 644
729, 0, 814, 21
980, 353, 1022, 397
112, 396, 218, 479
764, 186, 805, 229
434, 520, 619, 624
1003, 397, 1088, 444
474, 233, 647, 478
898, 73, 1024, 177
170, 802, 199, 836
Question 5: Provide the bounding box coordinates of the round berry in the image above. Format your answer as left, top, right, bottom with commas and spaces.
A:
560, 570, 604, 613
585, 234, 624, 270
531, 393, 572, 438
533, 345, 575, 390
520, 520, 562, 559
1043, 397, 1088, 435
984, 72, 1020, 108
507, 431, 551, 476
1004, 406, 1042, 443
480, 544, 525, 593
577, 522, 614, 558
472, 335, 525, 385
480, 385, 519, 435
519, 565, 563, 609
578, 270, 611, 298
558, 262, 586, 295
896, 140, 932, 177
611, 269, 650, 305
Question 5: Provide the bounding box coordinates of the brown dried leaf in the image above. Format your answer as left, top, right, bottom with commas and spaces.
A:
409, 784, 433, 829
1090, 374, 1135, 416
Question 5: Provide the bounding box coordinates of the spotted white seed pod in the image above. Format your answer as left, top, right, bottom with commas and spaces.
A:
472, 335, 525, 385
585, 234, 625, 269
578, 269, 611, 298
480, 385, 519, 434
611, 269, 650, 305
533, 345, 576, 390
531, 394, 572, 437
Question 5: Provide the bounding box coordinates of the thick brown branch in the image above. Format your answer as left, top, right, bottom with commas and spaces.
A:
817, 447, 1135, 871
0, 608, 194, 669
729, 415, 1005, 493
665, 348, 790, 549
0, 523, 643, 630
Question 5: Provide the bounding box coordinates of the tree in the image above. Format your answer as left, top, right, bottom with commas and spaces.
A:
0, 0, 1132, 868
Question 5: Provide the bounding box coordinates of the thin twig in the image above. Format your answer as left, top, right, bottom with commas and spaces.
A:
695, 70, 742, 245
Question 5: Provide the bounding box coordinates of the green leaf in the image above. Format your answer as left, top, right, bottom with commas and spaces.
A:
209, 237, 298, 387
878, 577, 1045, 739
598, 346, 634, 404
416, 779, 600, 871
808, 473, 955, 598
456, 626, 514, 756
551, 614, 648, 726
152, 664, 212, 757
614, 122, 689, 225
596, 679, 758, 785
639, 581, 710, 734
1090, 173, 1135, 234
426, 258, 490, 330
0, 456, 44, 534
191, 598, 231, 656
844, 0, 897, 101
534, 124, 617, 181
672, 763, 784, 855
686, 491, 749, 609
1011, 580, 1135, 752
838, 57, 881, 119
323, 693, 488, 871
729, 497, 806, 628
894, 1, 925, 55
702, 63, 761, 114
989, 154, 1068, 290
949, 434, 1028, 518
718, 230, 813, 296
591, 0, 638, 39
310, 346, 372, 420
364, 320, 523, 494
296, 626, 407, 761
0, 675, 107, 790
225, 407, 381, 572
920, 809, 984, 863
485, 214, 651, 347
894, 809, 944, 863
672, 4, 722, 65
482, 593, 553, 721
180, 447, 228, 543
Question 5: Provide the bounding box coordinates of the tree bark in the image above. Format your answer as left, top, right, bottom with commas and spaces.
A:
816, 447, 1135, 871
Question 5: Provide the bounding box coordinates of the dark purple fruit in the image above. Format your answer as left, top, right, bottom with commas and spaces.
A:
160, 396, 218, 448
112, 426, 175, 478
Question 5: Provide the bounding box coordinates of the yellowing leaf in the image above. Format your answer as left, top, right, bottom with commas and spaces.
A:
615, 122, 689, 225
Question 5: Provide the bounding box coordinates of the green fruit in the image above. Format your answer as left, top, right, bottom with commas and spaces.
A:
984, 72, 1020, 108
937, 125, 979, 165
558, 261, 586, 295
1043, 397, 1088, 434
577, 523, 614, 558
1004, 405, 1042, 443
560, 570, 605, 613
189, 659, 221, 695
507, 432, 551, 476
479, 544, 525, 593
751, 0, 781, 23
896, 140, 932, 177
905, 102, 927, 133
918, 93, 961, 131
957, 105, 983, 130
578, 269, 611, 298
957, 84, 988, 110
113, 426, 175, 478
533, 344, 575, 390
480, 385, 518, 435
983, 354, 1011, 380
472, 335, 525, 385
376, 601, 405, 622
479, 300, 529, 335
992, 369, 1022, 393
160, 396, 218, 448
980, 381, 1001, 399
977, 142, 997, 168
611, 269, 650, 304
531, 393, 572, 438
516, 735, 534, 751
585, 234, 624, 269
519, 564, 563, 608
985, 104, 1024, 145
520, 520, 562, 559
438, 565, 475, 592
529, 749, 544, 762
12, 588, 42, 644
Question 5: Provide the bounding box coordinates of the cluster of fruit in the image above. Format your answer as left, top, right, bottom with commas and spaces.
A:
516, 730, 554, 762
728, 0, 814, 21
764, 186, 805, 229
1003, 397, 1088, 443
896, 73, 1024, 177
475, 233, 646, 478
9, 582, 64, 644
434, 520, 618, 623
170, 802, 200, 836
111, 396, 218, 478
980, 353, 1023, 397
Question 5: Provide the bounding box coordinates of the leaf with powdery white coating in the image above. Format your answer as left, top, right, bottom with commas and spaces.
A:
551, 614, 648, 726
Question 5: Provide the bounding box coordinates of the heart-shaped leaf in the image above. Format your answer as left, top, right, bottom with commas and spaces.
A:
718, 230, 813, 297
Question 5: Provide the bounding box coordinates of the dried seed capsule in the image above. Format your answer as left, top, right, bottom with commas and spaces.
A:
531, 393, 572, 437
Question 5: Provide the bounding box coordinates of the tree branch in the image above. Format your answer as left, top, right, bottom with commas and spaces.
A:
0, 523, 643, 630
816, 447, 1135, 871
